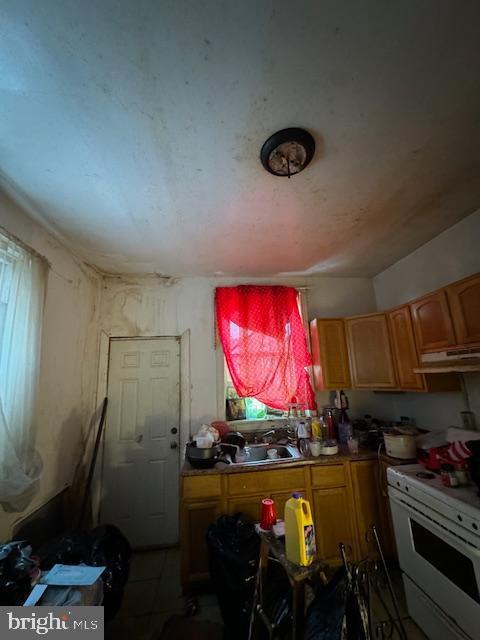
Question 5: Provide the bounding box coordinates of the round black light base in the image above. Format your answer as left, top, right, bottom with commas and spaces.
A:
260, 127, 315, 177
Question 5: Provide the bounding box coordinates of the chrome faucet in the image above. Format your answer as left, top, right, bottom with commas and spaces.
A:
261, 429, 276, 444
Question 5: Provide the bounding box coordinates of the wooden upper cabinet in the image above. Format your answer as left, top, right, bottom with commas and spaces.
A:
345, 314, 397, 389
410, 290, 457, 353
388, 306, 425, 391
310, 319, 351, 390
447, 274, 480, 346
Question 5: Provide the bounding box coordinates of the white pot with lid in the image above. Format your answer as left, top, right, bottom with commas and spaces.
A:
384, 429, 417, 460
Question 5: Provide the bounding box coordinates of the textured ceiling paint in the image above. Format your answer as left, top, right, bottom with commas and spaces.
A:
0, 0, 479, 276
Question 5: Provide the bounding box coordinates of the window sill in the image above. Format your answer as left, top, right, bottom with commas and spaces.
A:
225, 417, 289, 432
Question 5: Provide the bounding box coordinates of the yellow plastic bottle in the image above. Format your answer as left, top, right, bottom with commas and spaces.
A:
284, 492, 316, 566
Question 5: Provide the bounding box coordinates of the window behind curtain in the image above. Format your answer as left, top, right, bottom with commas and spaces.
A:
0, 229, 47, 512
216, 285, 316, 412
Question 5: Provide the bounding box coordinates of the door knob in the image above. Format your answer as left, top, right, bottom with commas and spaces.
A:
171, 427, 178, 434
170, 441, 178, 449
135, 434, 143, 443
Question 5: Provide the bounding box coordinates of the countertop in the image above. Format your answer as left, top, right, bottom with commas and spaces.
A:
181, 445, 400, 476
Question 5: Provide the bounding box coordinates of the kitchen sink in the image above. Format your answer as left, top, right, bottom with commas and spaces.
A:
234, 443, 301, 465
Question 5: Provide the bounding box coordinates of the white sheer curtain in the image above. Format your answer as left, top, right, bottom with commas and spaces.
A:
0, 230, 47, 511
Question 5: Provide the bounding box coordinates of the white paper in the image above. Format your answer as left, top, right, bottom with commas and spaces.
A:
41, 564, 106, 586
23, 584, 48, 606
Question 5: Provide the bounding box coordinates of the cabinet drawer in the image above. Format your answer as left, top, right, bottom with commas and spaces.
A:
182, 475, 222, 500
311, 464, 345, 488
228, 468, 305, 496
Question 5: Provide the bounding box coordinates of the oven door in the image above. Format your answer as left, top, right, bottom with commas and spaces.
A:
389, 487, 480, 640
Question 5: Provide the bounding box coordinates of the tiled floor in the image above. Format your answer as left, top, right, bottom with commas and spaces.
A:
105, 547, 222, 640
106, 547, 428, 639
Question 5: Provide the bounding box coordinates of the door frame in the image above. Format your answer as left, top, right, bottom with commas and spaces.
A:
92, 331, 191, 526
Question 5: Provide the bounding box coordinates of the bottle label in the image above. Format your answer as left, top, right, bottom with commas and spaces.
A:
304, 524, 316, 558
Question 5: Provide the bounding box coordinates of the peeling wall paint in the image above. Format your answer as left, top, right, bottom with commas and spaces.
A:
98, 273, 390, 435
0, 193, 102, 540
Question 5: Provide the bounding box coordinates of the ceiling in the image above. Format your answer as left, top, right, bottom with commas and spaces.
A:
1, 0, 480, 277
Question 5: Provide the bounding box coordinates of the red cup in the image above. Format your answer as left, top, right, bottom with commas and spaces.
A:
260, 498, 277, 530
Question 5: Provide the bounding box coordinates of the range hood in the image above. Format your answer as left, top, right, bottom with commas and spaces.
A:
414, 347, 480, 373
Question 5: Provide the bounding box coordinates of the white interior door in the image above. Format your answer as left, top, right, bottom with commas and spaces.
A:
101, 337, 180, 548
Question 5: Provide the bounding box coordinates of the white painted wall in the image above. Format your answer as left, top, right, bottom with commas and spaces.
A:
374, 209, 480, 309
98, 274, 388, 440
0, 193, 101, 540
373, 209, 480, 430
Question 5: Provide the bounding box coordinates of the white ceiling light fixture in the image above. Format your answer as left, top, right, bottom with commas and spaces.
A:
260, 127, 315, 178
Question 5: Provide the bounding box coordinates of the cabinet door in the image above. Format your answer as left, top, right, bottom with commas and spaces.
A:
345, 314, 397, 389
312, 487, 356, 566
227, 495, 263, 523
447, 274, 480, 345
271, 489, 305, 522
310, 319, 351, 390
410, 290, 456, 352
377, 461, 397, 561
388, 306, 425, 391
181, 500, 221, 588
350, 461, 383, 559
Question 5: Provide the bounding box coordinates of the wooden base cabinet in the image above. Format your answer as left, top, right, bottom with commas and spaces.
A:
350, 460, 384, 559
181, 500, 221, 587
181, 459, 390, 592
312, 486, 356, 565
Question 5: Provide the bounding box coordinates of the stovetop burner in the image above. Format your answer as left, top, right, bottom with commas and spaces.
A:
416, 471, 435, 479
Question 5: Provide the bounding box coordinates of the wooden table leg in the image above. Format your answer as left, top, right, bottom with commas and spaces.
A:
291, 580, 305, 640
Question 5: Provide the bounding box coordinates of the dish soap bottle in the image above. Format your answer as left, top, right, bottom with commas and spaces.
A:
284, 493, 316, 566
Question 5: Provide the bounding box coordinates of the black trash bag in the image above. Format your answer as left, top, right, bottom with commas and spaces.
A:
304, 567, 348, 640
207, 513, 260, 640
304, 567, 370, 640
38, 525, 131, 619
89, 525, 131, 619
0, 542, 37, 606
39, 530, 93, 567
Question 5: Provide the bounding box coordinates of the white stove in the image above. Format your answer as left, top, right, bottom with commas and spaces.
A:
388, 464, 480, 640
388, 464, 480, 535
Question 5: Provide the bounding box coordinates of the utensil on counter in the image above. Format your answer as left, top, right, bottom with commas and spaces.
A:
320, 439, 339, 455
309, 440, 322, 457
185, 441, 239, 468
221, 431, 246, 449
347, 436, 359, 455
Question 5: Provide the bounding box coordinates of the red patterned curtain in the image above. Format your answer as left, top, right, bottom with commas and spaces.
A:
215, 285, 316, 410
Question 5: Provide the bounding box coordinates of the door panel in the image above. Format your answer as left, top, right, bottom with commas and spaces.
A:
312, 487, 355, 565
101, 337, 180, 548
227, 495, 263, 523
410, 290, 456, 352
388, 306, 425, 391
447, 274, 480, 345
345, 314, 397, 388
181, 500, 221, 584
310, 319, 351, 390
350, 461, 382, 558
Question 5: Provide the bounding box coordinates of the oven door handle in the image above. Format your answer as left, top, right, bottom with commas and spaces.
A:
390, 493, 480, 560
